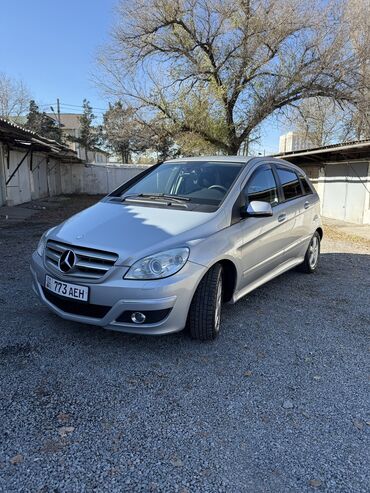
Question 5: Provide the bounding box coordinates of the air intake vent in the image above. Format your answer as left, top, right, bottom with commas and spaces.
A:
43, 288, 110, 318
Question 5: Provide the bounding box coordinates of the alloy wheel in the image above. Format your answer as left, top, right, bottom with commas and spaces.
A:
308, 235, 319, 269
214, 277, 223, 332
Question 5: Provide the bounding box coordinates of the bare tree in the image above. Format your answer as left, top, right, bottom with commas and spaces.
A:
0, 72, 31, 119
283, 98, 350, 147
175, 132, 220, 156
344, 102, 370, 140
345, 0, 370, 139
287, 97, 370, 147
284, 0, 370, 144
97, 0, 365, 154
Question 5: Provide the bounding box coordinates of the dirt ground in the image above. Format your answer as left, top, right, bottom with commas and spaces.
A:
0, 195, 369, 493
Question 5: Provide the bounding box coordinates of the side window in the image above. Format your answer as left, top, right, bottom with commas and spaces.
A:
276, 167, 302, 201
300, 176, 313, 195
244, 167, 279, 206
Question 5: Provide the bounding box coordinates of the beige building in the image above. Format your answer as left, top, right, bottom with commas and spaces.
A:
48, 113, 109, 164
279, 131, 311, 153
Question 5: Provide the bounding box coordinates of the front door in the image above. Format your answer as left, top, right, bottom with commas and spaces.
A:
237, 164, 295, 290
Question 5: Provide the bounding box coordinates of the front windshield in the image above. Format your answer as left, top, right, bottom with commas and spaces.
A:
121, 161, 243, 206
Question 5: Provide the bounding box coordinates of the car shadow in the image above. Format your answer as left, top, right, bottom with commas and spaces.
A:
42, 251, 370, 359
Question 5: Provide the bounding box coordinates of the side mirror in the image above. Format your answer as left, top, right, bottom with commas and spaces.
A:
241, 200, 273, 218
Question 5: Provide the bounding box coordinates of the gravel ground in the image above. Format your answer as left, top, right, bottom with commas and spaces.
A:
0, 195, 369, 493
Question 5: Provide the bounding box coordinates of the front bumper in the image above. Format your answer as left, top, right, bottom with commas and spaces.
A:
30, 252, 206, 335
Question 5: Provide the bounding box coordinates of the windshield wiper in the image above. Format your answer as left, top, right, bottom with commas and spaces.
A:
121, 193, 190, 207
122, 193, 191, 203
158, 194, 191, 202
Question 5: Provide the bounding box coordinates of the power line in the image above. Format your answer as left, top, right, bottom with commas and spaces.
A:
40, 102, 109, 113
63, 103, 107, 110
58, 103, 109, 111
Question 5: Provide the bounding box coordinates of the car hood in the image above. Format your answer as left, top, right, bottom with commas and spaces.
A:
50, 201, 224, 265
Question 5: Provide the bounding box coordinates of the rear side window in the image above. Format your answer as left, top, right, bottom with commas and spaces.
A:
276, 168, 302, 201
244, 167, 279, 205
301, 176, 313, 195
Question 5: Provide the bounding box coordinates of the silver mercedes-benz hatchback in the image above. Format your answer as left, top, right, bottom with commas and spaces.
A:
31, 156, 322, 340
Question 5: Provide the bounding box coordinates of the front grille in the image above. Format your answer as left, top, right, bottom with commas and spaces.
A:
45, 240, 118, 280
43, 288, 111, 318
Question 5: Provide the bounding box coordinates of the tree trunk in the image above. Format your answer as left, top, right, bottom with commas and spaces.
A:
120, 148, 130, 163
226, 141, 240, 155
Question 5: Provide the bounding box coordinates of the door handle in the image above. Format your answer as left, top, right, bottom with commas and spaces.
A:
304, 201, 310, 209
278, 213, 286, 222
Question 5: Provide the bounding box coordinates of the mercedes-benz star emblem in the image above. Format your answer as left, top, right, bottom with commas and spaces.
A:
59, 249, 77, 273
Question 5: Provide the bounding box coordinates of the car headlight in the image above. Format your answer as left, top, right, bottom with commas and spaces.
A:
36, 232, 47, 257
36, 227, 55, 256
124, 247, 190, 280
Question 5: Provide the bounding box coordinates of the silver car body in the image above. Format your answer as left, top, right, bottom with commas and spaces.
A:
30, 156, 322, 335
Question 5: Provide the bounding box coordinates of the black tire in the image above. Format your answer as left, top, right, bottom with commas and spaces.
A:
298, 231, 321, 273
187, 264, 223, 341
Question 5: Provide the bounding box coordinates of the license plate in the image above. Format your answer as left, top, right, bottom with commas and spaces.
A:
45, 275, 89, 302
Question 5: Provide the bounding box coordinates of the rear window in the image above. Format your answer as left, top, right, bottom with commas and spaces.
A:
301, 176, 313, 195
276, 168, 302, 201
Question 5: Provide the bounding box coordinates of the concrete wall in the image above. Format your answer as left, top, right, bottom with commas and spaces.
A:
2, 148, 66, 206
30, 153, 49, 200
86, 150, 109, 164
6, 149, 33, 205
0, 147, 150, 207
364, 162, 370, 225
60, 163, 150, 195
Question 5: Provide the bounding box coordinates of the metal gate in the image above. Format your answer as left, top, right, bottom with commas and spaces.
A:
322, 162, 368, 224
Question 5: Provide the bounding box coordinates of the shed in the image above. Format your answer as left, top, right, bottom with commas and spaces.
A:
274, 141, 370, 225
0, 118, 81, 206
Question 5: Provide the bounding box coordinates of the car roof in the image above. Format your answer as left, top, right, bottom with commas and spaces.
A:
164, 155, 255, 165
165, 155, 306, 175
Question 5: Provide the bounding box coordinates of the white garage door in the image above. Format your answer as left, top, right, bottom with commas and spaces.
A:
322, 162, 368, 224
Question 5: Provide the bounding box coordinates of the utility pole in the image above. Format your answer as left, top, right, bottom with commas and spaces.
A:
57, 98, 61, 128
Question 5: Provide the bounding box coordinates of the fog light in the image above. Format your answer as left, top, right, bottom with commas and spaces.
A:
131, 312, 146, 324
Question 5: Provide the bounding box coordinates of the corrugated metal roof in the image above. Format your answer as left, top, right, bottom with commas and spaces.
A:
273, 139, 370, 158
0, 117, 82, 162
272, 139, 370, 165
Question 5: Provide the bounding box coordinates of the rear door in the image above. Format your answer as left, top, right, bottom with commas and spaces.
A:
274, 165, 308, 260
297, 172, 317, 237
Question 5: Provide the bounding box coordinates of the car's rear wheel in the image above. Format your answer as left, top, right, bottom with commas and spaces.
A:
299, 231, 321, 273
187, 264, 223, 341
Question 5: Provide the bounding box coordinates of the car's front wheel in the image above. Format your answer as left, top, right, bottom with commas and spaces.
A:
299, 231, 321, 273
187, 264, 223, 341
